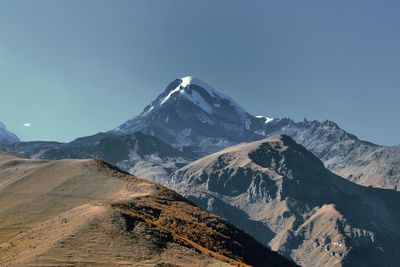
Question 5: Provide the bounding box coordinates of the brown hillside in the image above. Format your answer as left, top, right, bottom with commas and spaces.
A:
0, 151, 294, 266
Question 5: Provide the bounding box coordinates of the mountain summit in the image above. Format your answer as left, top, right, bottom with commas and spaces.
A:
143, 76, 249, 118
114, 76, 267, 154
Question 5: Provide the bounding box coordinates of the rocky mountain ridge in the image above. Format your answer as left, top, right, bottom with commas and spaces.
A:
261, 118, 400, 190
167, 135, 400, 267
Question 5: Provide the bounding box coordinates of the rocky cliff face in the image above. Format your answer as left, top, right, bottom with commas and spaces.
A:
168, 135, 400, 267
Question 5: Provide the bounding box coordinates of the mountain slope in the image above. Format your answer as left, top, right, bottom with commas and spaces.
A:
41, 132, 191, 182
1, 132, 191, 182
168, 135, 400, 267
261, 119, 400, 190
0, 122, 19, 145
0, 151, 295, 267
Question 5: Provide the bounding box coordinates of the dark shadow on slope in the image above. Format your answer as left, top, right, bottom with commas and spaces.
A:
186, 195, 275, 246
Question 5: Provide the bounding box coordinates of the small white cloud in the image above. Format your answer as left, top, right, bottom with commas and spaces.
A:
23, 123, 31, 127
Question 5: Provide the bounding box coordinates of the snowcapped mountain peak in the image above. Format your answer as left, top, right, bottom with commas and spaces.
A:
178, 76, 219, 96
165, 76, 247, 117
180, 76, 194, 87
115, 77, 267, 152
158, 76, 212, 106
158, 76, 220, 107
155, 76, 249, 120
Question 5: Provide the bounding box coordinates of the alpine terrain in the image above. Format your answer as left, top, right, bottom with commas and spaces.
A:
112, 76, 400, 191
259, 119, 400, 191
113, 76, 267, 155
0, 151, 295, 267
4, 77, 400, 191
1, 77, 399, 266
1, 132, 191, 182
168, 135, 400, 267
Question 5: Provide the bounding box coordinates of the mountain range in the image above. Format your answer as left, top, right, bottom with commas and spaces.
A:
3, 76, 399, 191
1, 76, 400, 266
112, 76, 399, 191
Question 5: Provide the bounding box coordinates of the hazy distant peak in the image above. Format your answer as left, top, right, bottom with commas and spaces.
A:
0, 121, 20, 145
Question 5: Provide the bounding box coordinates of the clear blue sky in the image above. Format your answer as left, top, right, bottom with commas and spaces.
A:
1, 0, 399, 145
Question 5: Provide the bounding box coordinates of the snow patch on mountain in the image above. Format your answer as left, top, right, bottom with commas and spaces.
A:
160, 86, 184, 105
256, 115, 274, 124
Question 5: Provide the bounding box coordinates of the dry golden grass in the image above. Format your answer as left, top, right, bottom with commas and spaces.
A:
111, 186, 291, 267
0, 152, 293, 267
